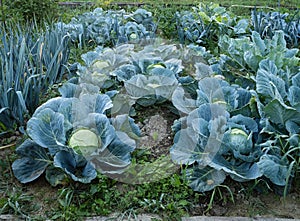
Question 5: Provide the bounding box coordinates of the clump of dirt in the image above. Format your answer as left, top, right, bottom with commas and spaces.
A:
139, 114, 168, 147
138, 114, 174, 158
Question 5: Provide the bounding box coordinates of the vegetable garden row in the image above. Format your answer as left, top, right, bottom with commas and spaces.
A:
1, 4, 300, 198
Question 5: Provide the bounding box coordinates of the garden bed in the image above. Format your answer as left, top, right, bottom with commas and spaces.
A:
1, 2, 300, 221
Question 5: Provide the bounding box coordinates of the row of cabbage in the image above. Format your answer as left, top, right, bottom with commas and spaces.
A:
56, 8, 156, 48
8, 5, 300, 194
56, 4, 300, 49
176, 3, 300, 48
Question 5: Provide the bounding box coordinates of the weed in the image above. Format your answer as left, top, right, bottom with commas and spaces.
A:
0, 187, 36, 219
44, 172, 204, 220
1, 0, 59, 24
204, 184, 235, 213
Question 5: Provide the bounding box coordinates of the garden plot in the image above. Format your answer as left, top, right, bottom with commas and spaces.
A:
1, 3, 300, 220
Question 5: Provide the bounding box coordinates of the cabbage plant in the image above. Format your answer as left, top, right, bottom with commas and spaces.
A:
176, 3, 248, 47
12, 83, 140, 185
124, 67, 179, 106
218, 30, 299, 73
170, 103, 262, 192
251, 10, 300, 48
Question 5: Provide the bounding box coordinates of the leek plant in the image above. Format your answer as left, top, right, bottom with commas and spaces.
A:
0, 25, 70, 131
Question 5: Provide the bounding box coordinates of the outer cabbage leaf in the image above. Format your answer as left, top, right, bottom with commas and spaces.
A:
56, 98, 75, 131
81, 46, 103, 66
170, 127, 203, 165
70, 93, 113, 127
90, 135, 135, 174
229, 114, 258, 132
12, 139, 51, 183
285, 120, 300, 134
186, 166, 226, 192
220, 86, 238, 110
111, 114, 141, 140
197, 78, 228, 107
292, 73, 300, 87
236, 88, 253, 109
287, 134, 300, 147
95, 94, 113, 114
186, 103, 229, 132
45, 166, 69, 187
194, 62, 214, 80
288, 73, 300, 106
58, 82, 81, 98
264, 99, 300, 129
172, 86, 197, 114
231, 88, 256, 117
177, 76, 198, 100
125, 74, 154, 97
54, 149, 97, 183
73, 93, 112, 117
31, 97, 76, 133
288, 86, 300, 107
210, 155, 262, 182
32, 97, 67, 117
112, 64, 137, 82
256, 59, 287, 102
78, 64, 115, 89
27, 108, 67, 155
58, 82, 99, 99
109, 92, 136, 116
257, 154, 290, 186
233, 19, 249, 34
